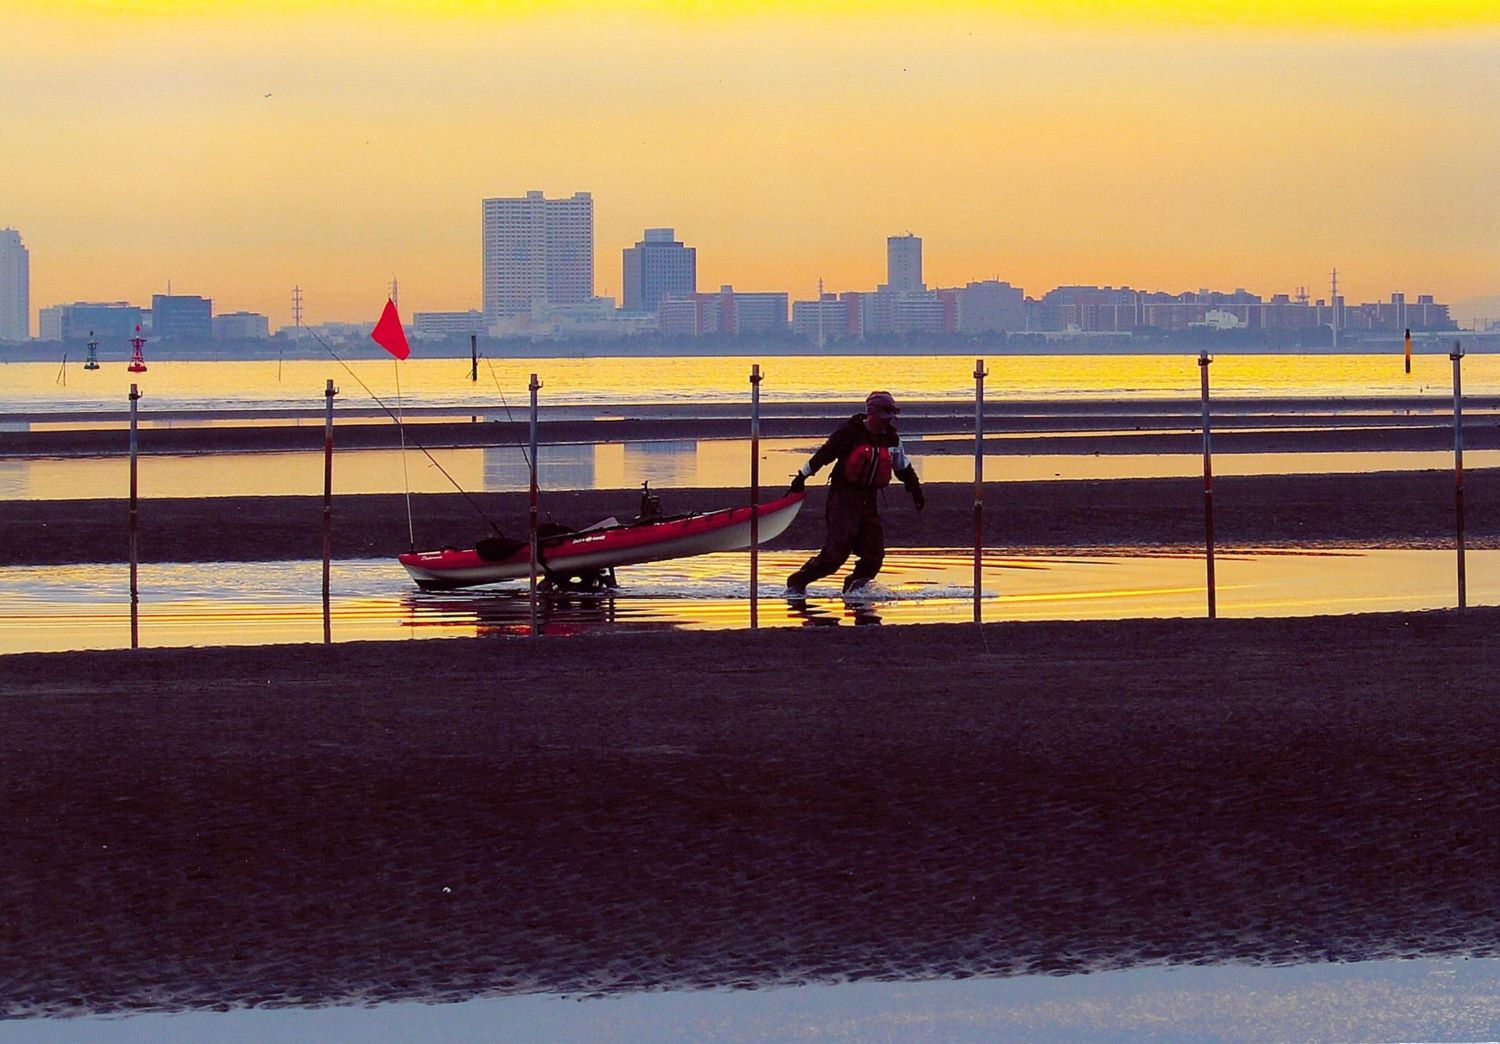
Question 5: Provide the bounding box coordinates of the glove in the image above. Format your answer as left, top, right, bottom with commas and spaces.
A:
789, 472, 807, 494
907, 480, 925, 511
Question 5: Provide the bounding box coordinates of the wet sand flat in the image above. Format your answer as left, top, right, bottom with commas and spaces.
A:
4, 469, 1498, 567
3, 611, 1500, 1016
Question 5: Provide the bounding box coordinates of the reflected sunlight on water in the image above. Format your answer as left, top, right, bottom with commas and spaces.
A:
0, 548, 1490, 655
6, 352, 1494, 415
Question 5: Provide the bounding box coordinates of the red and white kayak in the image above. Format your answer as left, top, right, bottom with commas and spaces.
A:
399, 492, 806, 590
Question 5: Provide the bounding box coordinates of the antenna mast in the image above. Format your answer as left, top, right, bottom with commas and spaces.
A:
292, 285, 304, 333
1330, 267, 1339, 350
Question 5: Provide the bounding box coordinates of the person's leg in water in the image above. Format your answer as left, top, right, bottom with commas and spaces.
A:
786, 486, 864, 595
842, 497, 885, 594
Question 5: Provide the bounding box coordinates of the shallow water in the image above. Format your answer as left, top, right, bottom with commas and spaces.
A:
1, 548, 1485, 654
2, 957, 1497, 1043
4, 437, 1495, 500
4, 351, 1487, 415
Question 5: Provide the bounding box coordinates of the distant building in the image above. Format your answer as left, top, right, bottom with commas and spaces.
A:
956, 280, 1026, 334
151, 293, 213, 341
413, 310, 486, 340
884, 234, 923, 294
482, 190, 594, 322
38, 302, 143, 342
211, 311, 271, 340
622, 228, 696, 313
0, 228, 29, 342
660, 286, 788, 336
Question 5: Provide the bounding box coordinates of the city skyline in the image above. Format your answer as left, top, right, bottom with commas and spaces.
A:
5, 2, 1497, 327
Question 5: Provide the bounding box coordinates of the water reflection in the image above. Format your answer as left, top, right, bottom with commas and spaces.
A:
9, 438, 1500, 501
1, 549, 1493, 655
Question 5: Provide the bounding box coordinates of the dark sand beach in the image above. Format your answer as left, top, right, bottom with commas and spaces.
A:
6, 412, 1500, 1021
4, 611, 1500, 1017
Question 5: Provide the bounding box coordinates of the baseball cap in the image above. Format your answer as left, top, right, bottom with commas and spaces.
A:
865, 390, 900, 414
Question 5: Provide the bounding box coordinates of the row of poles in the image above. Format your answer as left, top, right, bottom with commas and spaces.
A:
122, 341, 1472, 646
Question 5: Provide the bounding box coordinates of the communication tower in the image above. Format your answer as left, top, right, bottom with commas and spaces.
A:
292, 285, 304, 333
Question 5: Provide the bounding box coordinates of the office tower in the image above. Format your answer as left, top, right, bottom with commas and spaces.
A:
152, 293, 213, 341
0, 228, 30, 341
482, 190, 594, 322
886, 234, 924, 294
622, 228, 696, 313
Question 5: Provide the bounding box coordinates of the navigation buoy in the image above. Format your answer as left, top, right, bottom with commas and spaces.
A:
84, 331, 100, 370
127, 325, 148, 373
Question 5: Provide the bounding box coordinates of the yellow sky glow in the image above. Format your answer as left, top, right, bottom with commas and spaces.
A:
3, 1, 1496, 326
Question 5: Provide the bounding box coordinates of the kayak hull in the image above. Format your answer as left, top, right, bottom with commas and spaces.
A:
399, 492, 805, 590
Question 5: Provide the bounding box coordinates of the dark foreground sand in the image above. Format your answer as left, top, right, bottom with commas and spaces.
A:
4, 611, 1500, 1017
6, 469, 1500, 567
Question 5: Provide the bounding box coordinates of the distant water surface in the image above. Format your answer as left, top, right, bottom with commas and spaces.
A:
3, 353, 1488, 415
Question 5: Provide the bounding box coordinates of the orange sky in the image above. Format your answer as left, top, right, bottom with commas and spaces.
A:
4, 1, 1497, 327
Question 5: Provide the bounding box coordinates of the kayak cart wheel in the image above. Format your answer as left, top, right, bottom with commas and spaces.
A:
539, 567, 618, 594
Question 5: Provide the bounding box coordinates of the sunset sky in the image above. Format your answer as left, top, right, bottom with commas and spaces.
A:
4, 0, 1497, 327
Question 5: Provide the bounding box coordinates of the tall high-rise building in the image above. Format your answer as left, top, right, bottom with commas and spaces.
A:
482, 190, 594, 322
885, 234, 924, 294
0, 228, 30, 342
622, 228, 696, 313
152, 293, 213, 341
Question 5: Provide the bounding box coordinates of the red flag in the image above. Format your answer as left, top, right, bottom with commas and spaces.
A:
370, 298, 410, 360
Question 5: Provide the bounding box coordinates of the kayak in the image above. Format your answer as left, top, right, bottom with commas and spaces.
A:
399, 491, 806, 591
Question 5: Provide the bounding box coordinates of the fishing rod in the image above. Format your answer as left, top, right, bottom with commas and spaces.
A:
309, 331, 505, 535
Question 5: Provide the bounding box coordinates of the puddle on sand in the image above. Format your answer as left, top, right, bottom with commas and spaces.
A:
0, 547, 1490, 655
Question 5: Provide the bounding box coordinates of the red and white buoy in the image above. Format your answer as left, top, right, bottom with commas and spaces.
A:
127, 325, 148, 373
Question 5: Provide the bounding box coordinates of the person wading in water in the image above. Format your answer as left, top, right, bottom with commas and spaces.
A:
783, 390, 924, 599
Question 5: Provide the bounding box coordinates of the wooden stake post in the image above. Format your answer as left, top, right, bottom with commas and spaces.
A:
529, 373, 542, 637
1452, 341, 1466, 609
322, 378, 336, 644
973, 358, 987, 624
749, 364, 762, 630
129, 383, 141, 649
1199, 352, 1216, 619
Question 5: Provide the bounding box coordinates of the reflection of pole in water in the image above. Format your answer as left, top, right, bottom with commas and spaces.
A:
1451, 340, 1465, 609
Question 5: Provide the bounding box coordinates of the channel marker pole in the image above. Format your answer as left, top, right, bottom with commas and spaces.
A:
129, 383, 141, 650
322, 378, 336, 644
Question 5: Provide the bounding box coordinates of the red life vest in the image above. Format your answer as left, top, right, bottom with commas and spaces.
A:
843, 443, 894, 488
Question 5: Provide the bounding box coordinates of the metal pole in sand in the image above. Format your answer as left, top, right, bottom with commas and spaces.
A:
749, 363, 762, 630
529, 373, 542, 638
1451, 341, 1466, 609
470, 333, 478, 383
1199, 352, 1216, 619
973, 358, 987, 624
322, 378, 336, 644
129, 383, 141, 649
1404, 328, 1412, 375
